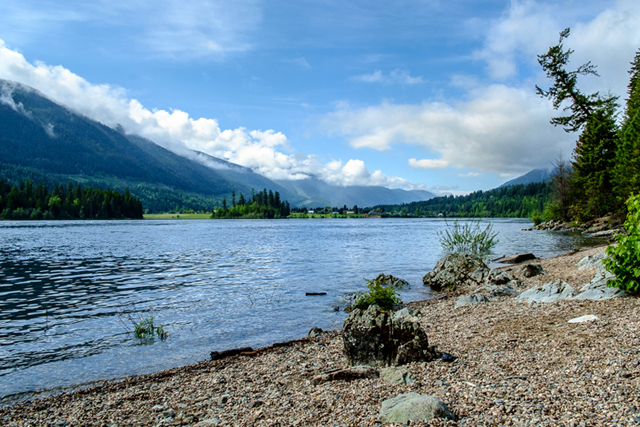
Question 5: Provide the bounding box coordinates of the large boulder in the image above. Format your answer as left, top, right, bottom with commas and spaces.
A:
379, 393, 455, 423
342, 306, 437, 367
422, 254, 489, 292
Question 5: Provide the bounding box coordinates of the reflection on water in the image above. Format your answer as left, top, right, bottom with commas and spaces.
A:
0, 218, 605, 399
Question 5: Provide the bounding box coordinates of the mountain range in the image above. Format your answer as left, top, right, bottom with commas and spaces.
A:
0, 79, 435, 211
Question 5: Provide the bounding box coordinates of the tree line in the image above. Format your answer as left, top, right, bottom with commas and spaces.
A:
373, 181, 551, 218
0, 179, 143, 220
213, 188, 291, 219
537, 29, 640, 223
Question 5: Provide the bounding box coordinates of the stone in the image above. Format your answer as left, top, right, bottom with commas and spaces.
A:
517, 280, 577, 303
521, 263, 544, 277
373, 273, 410, 288
568, 314, 599, 323
308, 327, 323, 338
487, 285, 519, 297
573, 269, 626, 300
485, 269, 516, 285
455, 293, 489, 308
342, 306, 437, 367
312, 366, 380, 385
379, 393, 455, 423
380, 366, 416, 385
422, 254, 489, 292
577, 253, 606, 270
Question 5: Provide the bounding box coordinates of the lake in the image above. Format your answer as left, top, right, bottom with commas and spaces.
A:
0, 218, 604, 400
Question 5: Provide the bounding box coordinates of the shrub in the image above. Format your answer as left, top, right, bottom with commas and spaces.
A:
352, 274, 406, 311
133, 316, 168, 341
604, 194, 640, 293
438, 220, 499, 257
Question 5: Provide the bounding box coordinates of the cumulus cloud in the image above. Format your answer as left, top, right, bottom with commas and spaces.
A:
352, 69, 424, 85
324, 84, 573, 175
326, 0, 640, 177
0, 39, 420, 189
408, 158, 449, 169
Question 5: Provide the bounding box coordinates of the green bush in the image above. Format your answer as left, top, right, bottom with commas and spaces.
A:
437, 220, 499, 256
604, 194, 640, 293
352, 275, 406, 311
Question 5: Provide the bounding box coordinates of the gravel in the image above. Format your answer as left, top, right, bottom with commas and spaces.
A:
2, 245, 639, 426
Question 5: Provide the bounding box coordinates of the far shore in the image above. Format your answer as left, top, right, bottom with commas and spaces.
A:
2, 243, 639, 426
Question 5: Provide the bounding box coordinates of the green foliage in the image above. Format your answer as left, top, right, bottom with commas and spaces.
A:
0, 178, 143, 220
213, 188, 290, 219
374, 182, 551, 218
604, 194, 640, 293
132, 316, 168, 341
352, 275, 406, 311
438, 220, 499, 256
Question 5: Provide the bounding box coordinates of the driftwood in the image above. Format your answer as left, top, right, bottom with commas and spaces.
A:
210, 337, 311, 361
493, 253, 537, 264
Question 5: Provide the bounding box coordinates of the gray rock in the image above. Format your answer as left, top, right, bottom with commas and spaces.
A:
568, 314, 598, 323
494, 253, 536, 264
308, 327, 323, 338
380, 366, 416, 385
485, 269, 516, 285
196, 419, 220, 426
517, 280, 577, 303
488, 285, 519, 297
342, 306, 436, 367
455, 293, 489, 308
423, 254, 489, 292
520, 263, 544, 278
577, 253, 606, 270
573, 269, 626, 300
379, 393, 455, 423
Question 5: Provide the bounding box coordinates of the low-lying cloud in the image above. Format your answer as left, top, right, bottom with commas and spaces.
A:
0, 39, 419, 189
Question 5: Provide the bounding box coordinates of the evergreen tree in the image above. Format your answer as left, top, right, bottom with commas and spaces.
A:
614, 49, 640, 203
536, 28, 620, 220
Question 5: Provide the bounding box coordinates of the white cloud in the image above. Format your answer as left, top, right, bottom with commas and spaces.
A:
352, 69, 424, 85
408, 158, 449, 169
326, 0, 640, 177
324, 84, 573, 175
0, 39, 423, 190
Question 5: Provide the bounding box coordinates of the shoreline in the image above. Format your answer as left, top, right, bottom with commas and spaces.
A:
3, 244, 639, 426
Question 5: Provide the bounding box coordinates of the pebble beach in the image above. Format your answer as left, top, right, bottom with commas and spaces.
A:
2, 245, 639, 426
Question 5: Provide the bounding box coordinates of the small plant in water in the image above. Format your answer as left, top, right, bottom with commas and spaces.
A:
437, 220, 499, 257
132, 316, 168, 341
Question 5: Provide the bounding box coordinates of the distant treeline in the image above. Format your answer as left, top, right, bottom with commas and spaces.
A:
374, 182, 551, 218
213, 188, 290, 219
0, 179, 143, 220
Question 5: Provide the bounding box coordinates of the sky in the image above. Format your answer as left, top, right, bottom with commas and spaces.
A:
1, 0, 640, 195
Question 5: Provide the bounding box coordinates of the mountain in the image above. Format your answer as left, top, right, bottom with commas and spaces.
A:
0, 79, 434, 210
275, 178, 435, 208
499, 168, 553, 188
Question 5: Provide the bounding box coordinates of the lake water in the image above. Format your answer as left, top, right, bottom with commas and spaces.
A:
0, 218, 604, 400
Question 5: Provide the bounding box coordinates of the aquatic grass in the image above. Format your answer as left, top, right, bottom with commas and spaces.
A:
438, 220, 499, 257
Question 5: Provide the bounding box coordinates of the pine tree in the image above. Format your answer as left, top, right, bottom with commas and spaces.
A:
614, 49, 640, 203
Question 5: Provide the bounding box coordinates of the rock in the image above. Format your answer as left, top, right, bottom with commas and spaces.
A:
311, 366, 380, 385
342, 306, 437, 367
195, 419, 220, 427
573, 269, 626, 300
517, 280, 577, 303
455, 293, 489, 308
308, 327, 324, 338
521, 263, 544, 277
485, 270, 517, 285
373, 273, 410, 288
494, 253, 537, 264
487, 285, 519, 297
422, 254, 489, 292
379, 393, 455, 423
577, 253, 606, 270
440, 352, 457, 362
568, 314, 599, 323
380, 366, 416, 385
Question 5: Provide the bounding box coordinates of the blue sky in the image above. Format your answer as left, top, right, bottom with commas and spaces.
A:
1, 0, 639, 195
